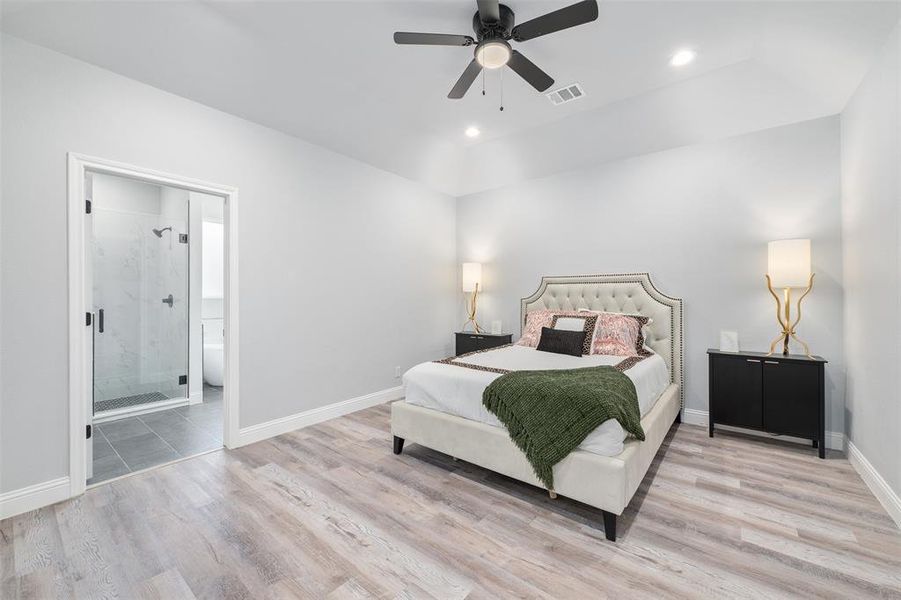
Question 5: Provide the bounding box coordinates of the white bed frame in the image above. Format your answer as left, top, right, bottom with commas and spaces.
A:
391, 273, 683, 541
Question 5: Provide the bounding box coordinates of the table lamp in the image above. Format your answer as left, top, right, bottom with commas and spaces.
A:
766, 239, 814, 357
462, 262, 483, 333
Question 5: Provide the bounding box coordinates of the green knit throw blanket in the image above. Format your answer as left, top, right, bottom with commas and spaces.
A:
482, 365, 645, 490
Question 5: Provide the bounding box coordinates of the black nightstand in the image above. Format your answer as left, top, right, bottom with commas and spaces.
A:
455, 332, 512, 356
707, 349, 827, 458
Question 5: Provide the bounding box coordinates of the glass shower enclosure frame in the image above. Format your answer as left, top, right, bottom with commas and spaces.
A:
87, 171, 191, 422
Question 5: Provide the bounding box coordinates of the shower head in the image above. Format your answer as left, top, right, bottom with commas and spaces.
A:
152, 226, 172, 238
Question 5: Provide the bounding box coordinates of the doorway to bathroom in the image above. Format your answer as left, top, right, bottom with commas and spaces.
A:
67, 154, 239, 493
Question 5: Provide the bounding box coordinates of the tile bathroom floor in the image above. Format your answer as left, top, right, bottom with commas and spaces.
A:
89, 385, 223, 485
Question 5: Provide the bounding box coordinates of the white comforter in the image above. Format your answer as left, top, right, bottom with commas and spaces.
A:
402, 345, 670, 457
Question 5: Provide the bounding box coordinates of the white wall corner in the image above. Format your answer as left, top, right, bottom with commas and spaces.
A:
847, 442, 901, 530
236, 386, 405, 447
0, 477, 71, 520
679, 409, 844, 451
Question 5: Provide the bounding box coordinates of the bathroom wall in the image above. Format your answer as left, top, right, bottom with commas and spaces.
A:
201, 195, 225, 323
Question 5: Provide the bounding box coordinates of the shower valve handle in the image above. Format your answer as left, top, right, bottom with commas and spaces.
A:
162, 294, 174, 307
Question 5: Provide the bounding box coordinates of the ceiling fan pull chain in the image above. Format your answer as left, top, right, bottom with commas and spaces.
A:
499, 67, 504, 111
482, 69, 486, 96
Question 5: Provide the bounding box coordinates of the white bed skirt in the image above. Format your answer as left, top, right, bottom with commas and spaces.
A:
391, 382, 681, 515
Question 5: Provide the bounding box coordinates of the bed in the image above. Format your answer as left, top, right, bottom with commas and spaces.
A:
391, 273, 683, 541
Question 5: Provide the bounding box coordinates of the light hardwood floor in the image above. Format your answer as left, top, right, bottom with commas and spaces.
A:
2, 403, 900, 599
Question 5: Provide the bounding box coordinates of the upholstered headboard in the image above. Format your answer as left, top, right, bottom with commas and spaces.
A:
521, 273, 684, 407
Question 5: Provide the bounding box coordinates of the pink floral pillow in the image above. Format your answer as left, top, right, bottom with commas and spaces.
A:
517, 310, 556, 347
592, 313, 648, 357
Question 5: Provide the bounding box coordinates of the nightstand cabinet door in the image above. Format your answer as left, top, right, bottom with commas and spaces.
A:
763, 360, 819, 438
455, 332, 512, 356
710, 356, 763, 429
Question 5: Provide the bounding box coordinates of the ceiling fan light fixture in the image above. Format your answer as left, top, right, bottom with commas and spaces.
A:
475, 39, 512, 69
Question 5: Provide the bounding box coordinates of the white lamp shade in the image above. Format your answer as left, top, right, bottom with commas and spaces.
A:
768, 239, 811, 288
462, 262, 482, 292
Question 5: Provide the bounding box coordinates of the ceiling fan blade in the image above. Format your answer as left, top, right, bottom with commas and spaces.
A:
448, 59, 483, 99
507, 50, 554, 92
511, 0, 599, 42
477, 0, 500, 22
394, 32, 475, 46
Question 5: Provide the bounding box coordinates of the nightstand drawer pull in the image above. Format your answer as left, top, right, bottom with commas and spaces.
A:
764, 360, 779, 365
746, 359, 761, 363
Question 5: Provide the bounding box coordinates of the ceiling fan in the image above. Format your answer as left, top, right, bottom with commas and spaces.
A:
394, 0, 599, 99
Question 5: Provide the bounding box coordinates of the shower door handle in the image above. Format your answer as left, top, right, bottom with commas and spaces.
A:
97, 308, 104, 333
162, 294, 174, 307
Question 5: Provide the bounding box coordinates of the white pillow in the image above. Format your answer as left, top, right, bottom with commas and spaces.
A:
553, 316, 590, 332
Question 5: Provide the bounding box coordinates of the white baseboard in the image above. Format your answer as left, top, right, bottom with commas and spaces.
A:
681, 408, 709, 427
679, 409, 844, 450
847, 441, 901, 530
237, 385, 404, 447
0, 477, 71, 520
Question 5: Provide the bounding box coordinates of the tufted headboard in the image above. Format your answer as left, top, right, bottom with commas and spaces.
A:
521, 273, 683, 407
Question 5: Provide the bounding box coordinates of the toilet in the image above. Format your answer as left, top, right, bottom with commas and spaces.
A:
203, 319, 224, 387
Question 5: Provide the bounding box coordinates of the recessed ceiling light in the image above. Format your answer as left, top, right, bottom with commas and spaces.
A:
670, 49, 696, 67
465, 126, 480, 138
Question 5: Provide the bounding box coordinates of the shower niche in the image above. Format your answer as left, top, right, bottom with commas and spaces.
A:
89, 172, 190, 418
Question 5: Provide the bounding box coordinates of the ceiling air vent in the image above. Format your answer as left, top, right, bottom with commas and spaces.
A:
547, 83, 585, 106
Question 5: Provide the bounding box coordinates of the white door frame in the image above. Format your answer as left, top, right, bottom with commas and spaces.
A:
67, 153, 240, 497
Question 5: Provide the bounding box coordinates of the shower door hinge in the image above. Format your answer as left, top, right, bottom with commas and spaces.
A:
85, 312, 92, 326
179, 234, 188, 244
179, 374, 187, 385
85, 199, 92, 214
86, 424, 92, 439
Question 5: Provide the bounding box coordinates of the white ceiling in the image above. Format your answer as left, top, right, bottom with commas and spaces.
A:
2, 1, 899, 196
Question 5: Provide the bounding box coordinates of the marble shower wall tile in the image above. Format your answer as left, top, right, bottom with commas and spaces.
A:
92, 208, 188, 404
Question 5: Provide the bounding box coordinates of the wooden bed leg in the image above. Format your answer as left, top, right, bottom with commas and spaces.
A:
393, 436, 405, 455
602, 511, 617, 542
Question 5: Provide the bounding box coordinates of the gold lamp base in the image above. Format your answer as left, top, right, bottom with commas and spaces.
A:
765, 273, 815, 358
462, 284, 482, 333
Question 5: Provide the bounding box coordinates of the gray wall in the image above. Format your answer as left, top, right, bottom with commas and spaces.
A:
456, 117, 846, 433
841, 22, 901, 495
0, 36, 457, 493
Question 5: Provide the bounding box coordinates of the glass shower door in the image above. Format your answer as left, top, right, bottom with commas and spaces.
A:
90, 173, 190, 415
